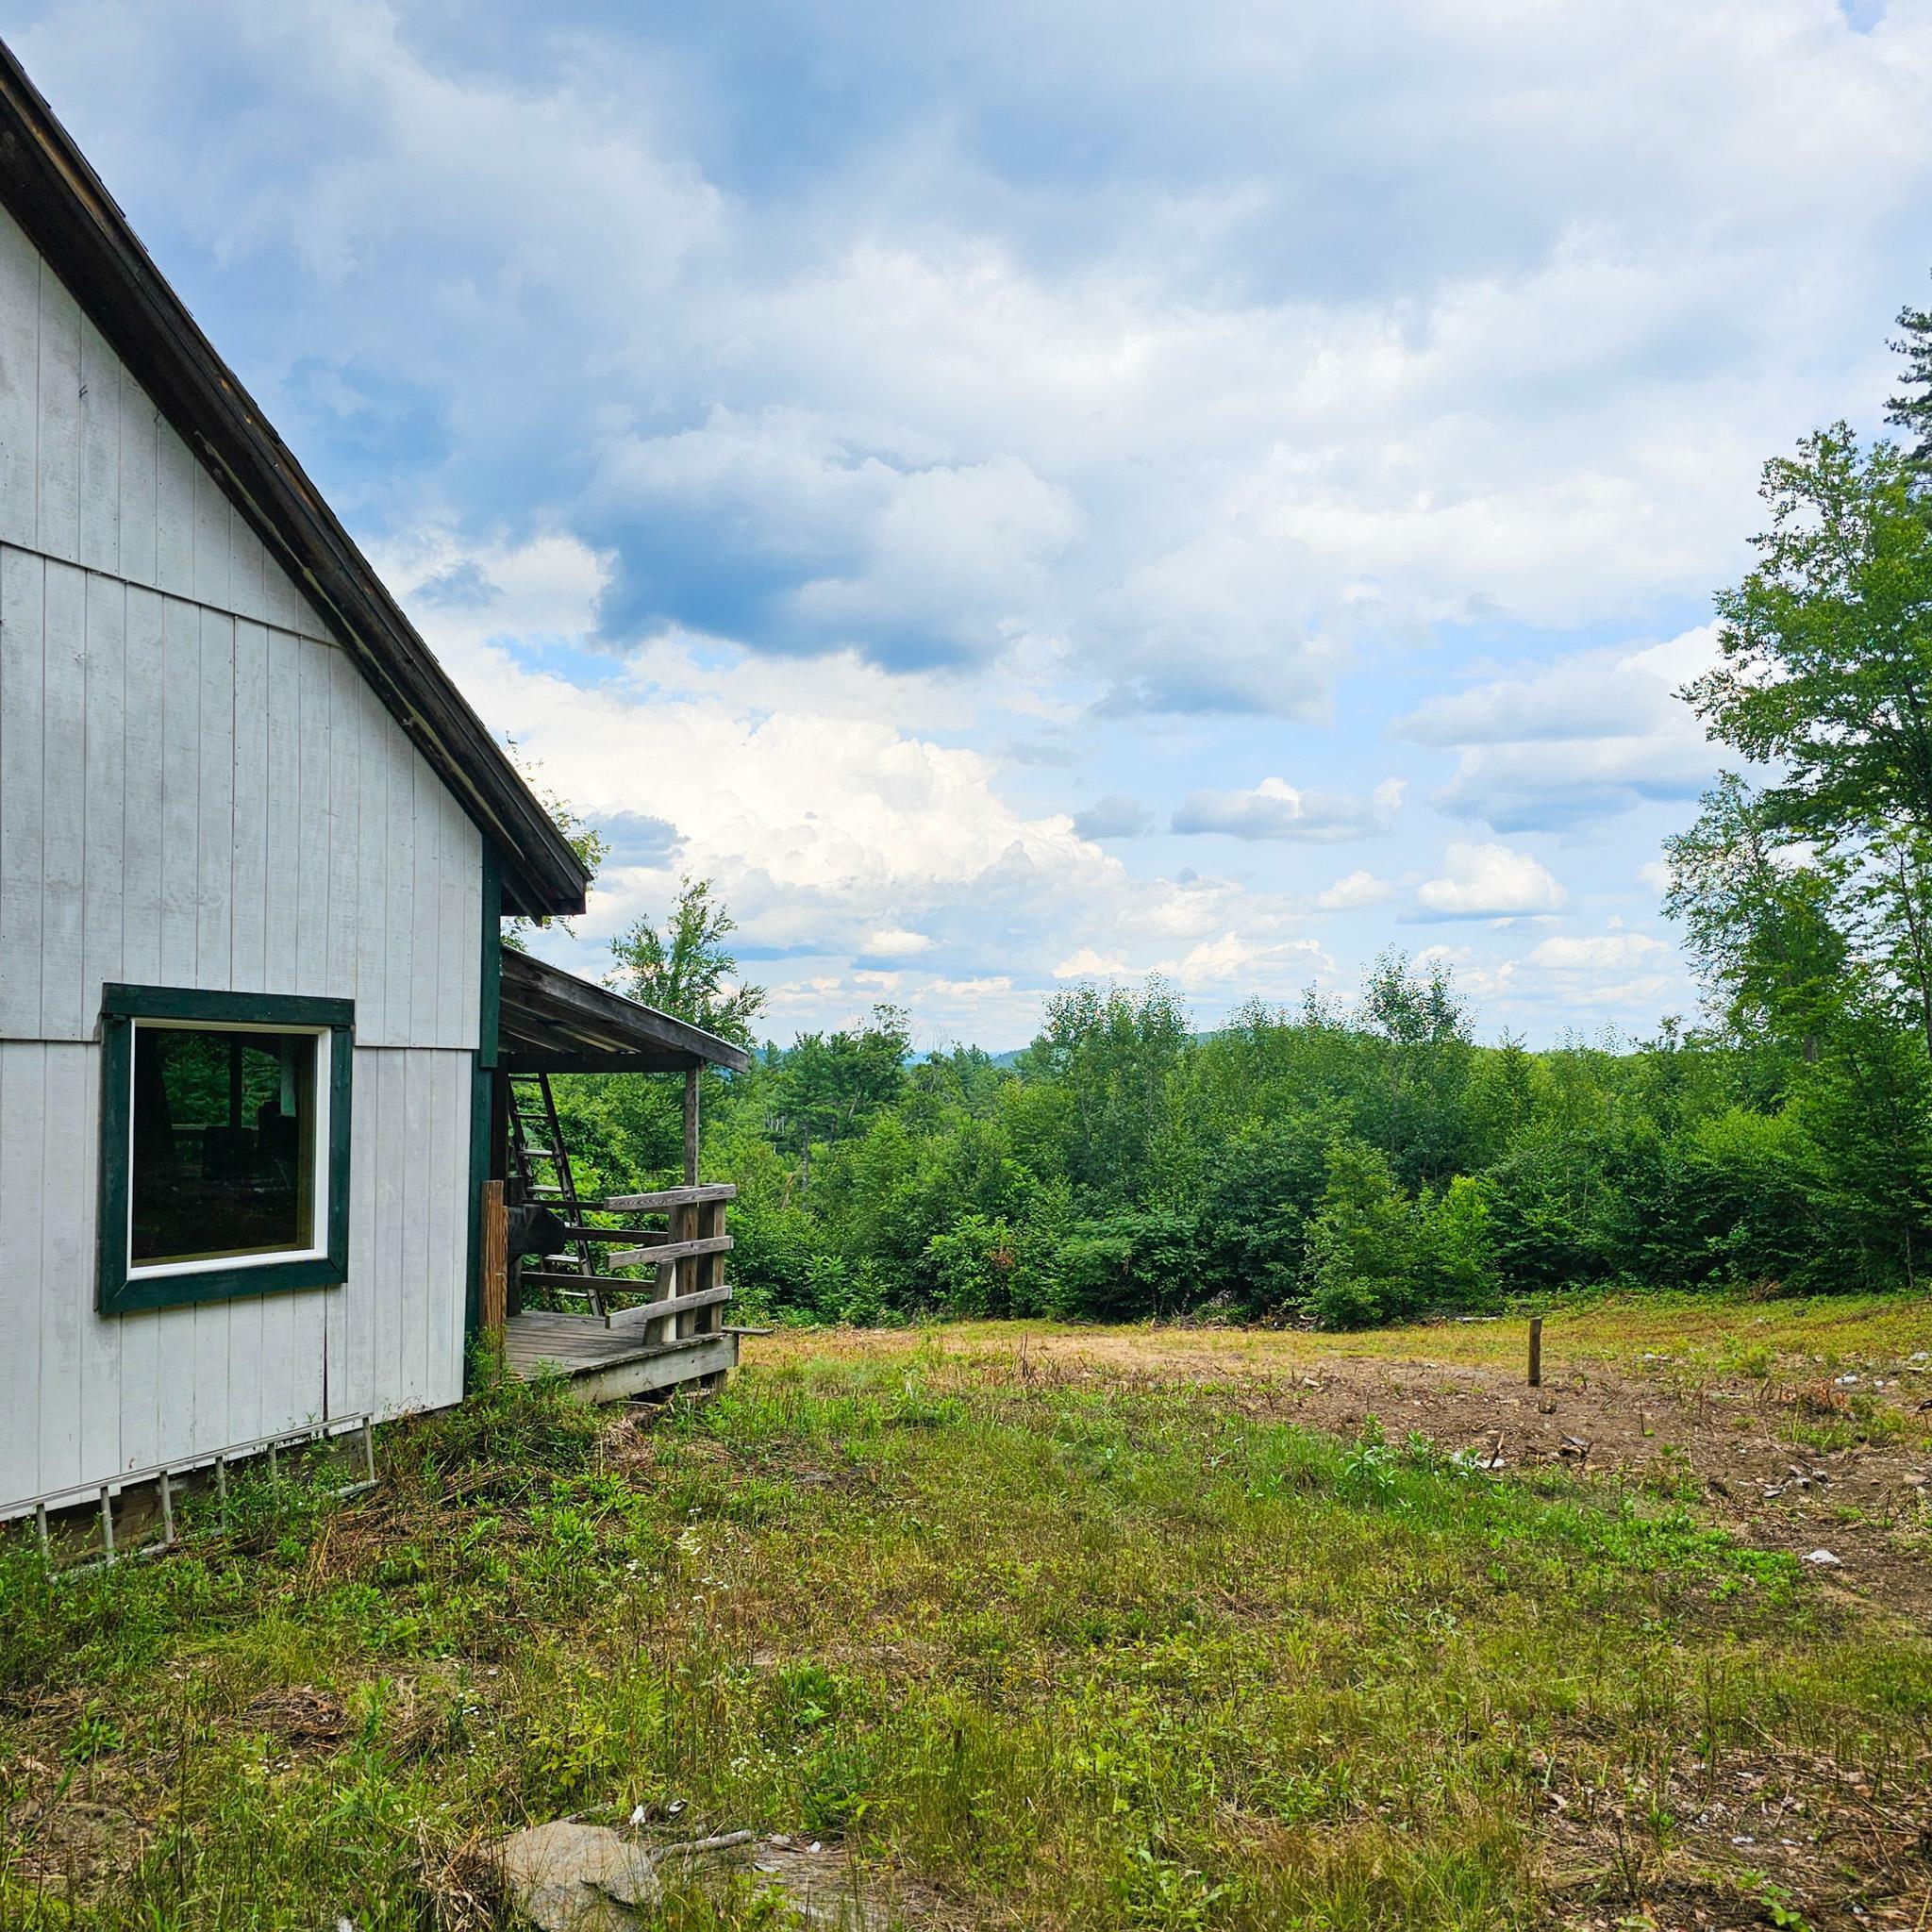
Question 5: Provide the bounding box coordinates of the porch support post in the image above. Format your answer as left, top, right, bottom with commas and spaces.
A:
481, 1180, 508, 1346
676, 1067, 701, 1337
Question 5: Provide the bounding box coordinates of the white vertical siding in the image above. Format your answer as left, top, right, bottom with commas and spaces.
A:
1, 1048, 47, 1494
121, 587, 164, 983
195, 608, 236, 988
35, 260, 80, 568
39, 560, 84, 1038
231, 620, 269, 992
38, 1047, 85, 1493
0, 204, 333, 644
0, 197, 489, 1514
78, 318, 120, 573
0, 546, 43, 1035
326, 648, 361, 1002
158, 592, 200, 988
0, 208, 40, 537
117, 367, 157, 589
0, 542, 480, 1048
154, 418, 196, 600
80, 573, 125, 1003
296, 633, 333, 996
0, 1042, 474, 1510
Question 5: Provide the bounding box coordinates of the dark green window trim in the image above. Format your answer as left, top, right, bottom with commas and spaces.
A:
101, 985, 355, 1027
96, 984, 355, 1315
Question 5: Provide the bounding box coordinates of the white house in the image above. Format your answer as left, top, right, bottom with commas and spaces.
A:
0, 42, 741, 1540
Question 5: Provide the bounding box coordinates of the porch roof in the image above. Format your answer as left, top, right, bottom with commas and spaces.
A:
497, 946, 752, 1074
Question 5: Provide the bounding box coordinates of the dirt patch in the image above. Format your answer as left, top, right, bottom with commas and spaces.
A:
0, 1722, 153, 1898
1, 1789, 149, 1894
240, 1685, 353, 1746
731, 1833, 956, 1927
1530, 1730, 1932, 1930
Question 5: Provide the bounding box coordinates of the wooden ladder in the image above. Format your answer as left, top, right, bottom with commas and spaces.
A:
506, 1070, 606, 1318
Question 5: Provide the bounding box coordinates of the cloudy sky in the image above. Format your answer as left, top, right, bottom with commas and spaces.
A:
18, 1, 1932, 1047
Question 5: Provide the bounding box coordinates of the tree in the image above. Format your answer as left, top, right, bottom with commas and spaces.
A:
1664, 773, 1849, 1059
1019, 978, 1191, 1206
1687, 427, 1932, 845
1682, 427, 1932, 1056
1354, 950, 1474, 1188
1889, 275, 1932, 471
1303, 1140, 1418, 1330
607, 875, 767, 1047
773, 1006, 912, 1148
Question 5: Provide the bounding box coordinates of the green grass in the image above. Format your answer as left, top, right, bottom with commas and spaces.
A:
789, 1289, 1932, 1379
4, 1340, 1928, 1929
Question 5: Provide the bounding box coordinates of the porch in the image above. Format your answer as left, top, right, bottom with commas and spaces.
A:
484, 949, 752, 1401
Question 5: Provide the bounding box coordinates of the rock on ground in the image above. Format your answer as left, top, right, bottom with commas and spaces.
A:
499, 1822, 661, 1932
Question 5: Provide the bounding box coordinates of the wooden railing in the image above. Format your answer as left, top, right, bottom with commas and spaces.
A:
484, 1182, 737, 1346
574, 1183, 734, 1344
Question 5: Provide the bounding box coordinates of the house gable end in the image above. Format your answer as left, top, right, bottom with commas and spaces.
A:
0, 42, 587, 919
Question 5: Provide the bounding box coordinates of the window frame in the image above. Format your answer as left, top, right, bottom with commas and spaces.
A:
96, 985, 354, 1314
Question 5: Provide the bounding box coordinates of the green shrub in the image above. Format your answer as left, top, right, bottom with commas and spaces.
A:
1681, 1106, 1823, 1290
1415, 1173, 1500, 1308
1048, 1208, 1204, 1320
1304, 1141, 1420, 1329
1194, 1110, 1341, 1311
924, 1212, 1019, 1317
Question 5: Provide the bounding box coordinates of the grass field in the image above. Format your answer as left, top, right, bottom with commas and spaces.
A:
5, 1293, 1932, 1930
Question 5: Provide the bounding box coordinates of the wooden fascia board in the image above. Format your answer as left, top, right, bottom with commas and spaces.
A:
499, 1051, 705, 1075
498, 950, 751, 1072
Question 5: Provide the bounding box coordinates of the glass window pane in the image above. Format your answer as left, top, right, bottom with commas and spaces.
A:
129, 1025, 319, 1267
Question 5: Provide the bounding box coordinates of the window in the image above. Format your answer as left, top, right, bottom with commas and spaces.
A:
97, 987, 353, 1313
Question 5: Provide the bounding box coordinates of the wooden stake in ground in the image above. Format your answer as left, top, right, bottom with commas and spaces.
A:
1528, 1315, 1542, 1388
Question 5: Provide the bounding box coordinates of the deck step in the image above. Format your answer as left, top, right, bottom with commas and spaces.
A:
500, 1310, 739, 1403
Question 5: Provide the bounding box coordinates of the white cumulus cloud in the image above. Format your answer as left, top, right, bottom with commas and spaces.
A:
1394, 625, 1724, 831
1316, 869, 1397, 910
1173, 776, 1404, 842
1414, 842, 1568, 919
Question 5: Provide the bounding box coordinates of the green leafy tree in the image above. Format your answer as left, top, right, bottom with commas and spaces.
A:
1355, 950, 1475, 1187
924, 1213, 1018, 1318
1019, 978, 1191, 1206
1303, 1141, 1418, 1330
1414, 1174, 1500, 1308
607, 874, 767, 1046
1049, 1208, 1203, 1321
1889, 275, 1932, 470
1687, 426, 1932, 841
772, 1007, 914, 1170
1682, 428, 1932, 1053
1664, 773, 1850, 1061
1194, 1108, 1346, 1312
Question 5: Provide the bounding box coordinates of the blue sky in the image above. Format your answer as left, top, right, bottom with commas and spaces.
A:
19, 0, 1932, 1048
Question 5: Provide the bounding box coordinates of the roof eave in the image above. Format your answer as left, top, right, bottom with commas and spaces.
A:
499, 946, 752, 1074
0, 42, 590, 921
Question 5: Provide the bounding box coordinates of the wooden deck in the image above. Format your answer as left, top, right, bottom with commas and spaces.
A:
501, 1310, 738, 1404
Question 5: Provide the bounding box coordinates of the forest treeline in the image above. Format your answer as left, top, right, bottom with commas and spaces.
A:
556, 963, 1921, 1330
541, 285, 1932, 1329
